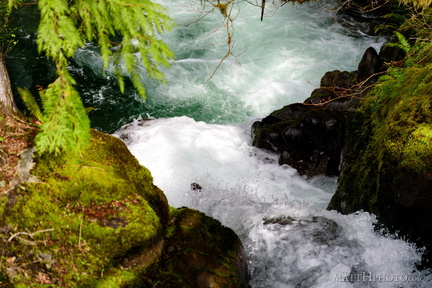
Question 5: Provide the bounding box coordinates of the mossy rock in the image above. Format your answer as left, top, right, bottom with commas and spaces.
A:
142, 207, 250, 288
0, 130, 169, 287
328, 58, 432, 265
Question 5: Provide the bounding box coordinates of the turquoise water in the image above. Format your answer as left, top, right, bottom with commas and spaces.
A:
70, 0, 383, 131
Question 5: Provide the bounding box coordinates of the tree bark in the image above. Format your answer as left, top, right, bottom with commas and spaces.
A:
0, 47, 19, 117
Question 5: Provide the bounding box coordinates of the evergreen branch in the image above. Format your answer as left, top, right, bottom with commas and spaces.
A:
36, 71, 90, 155
17, 87, 44, 121
8, 0, 174, 155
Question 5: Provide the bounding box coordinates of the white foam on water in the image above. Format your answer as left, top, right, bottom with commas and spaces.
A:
114, 116, 332, 207
114, 116, 431, 287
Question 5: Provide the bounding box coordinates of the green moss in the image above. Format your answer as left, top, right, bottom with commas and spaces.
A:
0, 195, 8, 216
94, 269, 143, 287
1, 125, 244, 287
329, 15, 432, 217
1, 130, 168, 287
365, 64, 432, 173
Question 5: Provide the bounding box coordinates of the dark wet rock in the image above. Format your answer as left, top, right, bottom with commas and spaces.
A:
305, 47, 385, 111
263, 215, 344, 245
357, 47, 383, 84
253, 103, 348, 177
191, 182, 202, 191
144, 207, 250, 288
253, 46, 389, 178
320, 70, 356, 88
304, 70, 358, 110
379, 39, 406, 64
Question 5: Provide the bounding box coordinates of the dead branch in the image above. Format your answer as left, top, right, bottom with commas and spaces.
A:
8, 228, 54, 244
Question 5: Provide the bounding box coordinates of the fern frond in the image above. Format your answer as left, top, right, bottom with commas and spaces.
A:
17, 87, 44, 121
385, 32, 412, 54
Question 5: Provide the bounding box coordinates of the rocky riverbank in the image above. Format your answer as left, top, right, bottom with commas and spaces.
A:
252, 10, 432, 267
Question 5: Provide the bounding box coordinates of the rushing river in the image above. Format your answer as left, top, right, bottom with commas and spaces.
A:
110, 1, 432, 287
8, 0, 432, 287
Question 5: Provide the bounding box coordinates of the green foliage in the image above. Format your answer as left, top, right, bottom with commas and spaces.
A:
35, 72, 91, 155
37, 0, 174, 97
7, 0, 174, 155
374, 1, 411, 36
385, 31, 412, 53
399, 0, 432, 10
381, 66, 432, 171
17, 87, 43, 120
0, 1, 18, 53
405, 10, 432, 63
359, 22, 432, 172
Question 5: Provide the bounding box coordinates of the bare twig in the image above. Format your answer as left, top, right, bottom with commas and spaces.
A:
8, 228, 54, 243
78, 217, 83, 248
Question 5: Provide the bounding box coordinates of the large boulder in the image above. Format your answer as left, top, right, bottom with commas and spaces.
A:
252, 103, 348, 177
1, 130, 169, 287
143, 207, 250, 288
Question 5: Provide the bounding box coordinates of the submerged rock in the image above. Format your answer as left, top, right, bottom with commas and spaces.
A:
263, 215, 344, 245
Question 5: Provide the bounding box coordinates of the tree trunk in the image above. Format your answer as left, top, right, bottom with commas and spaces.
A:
0, 47, 19, 117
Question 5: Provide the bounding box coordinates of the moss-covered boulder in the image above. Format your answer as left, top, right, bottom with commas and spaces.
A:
328, 10, 432, 261
142, 207, 250, 288
1, 130, 169, 286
